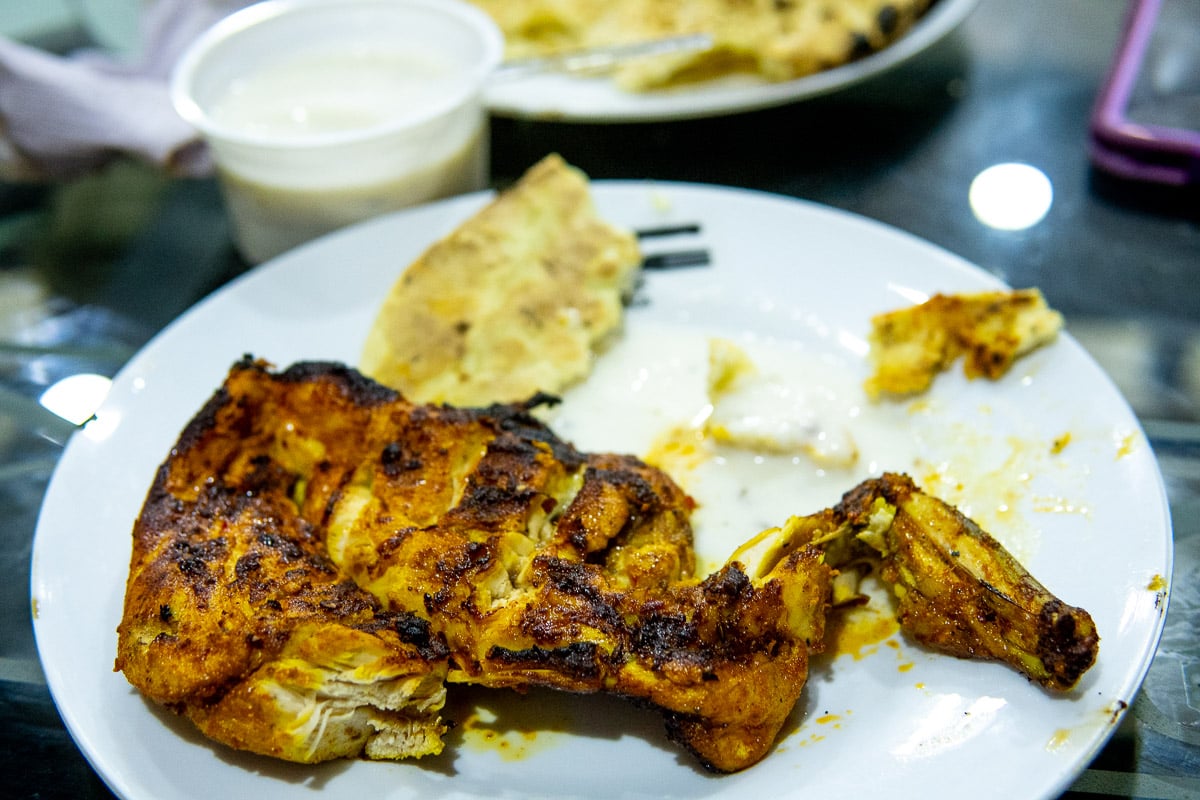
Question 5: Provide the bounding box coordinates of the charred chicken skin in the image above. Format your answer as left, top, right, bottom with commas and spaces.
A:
116, 358, 1098, 773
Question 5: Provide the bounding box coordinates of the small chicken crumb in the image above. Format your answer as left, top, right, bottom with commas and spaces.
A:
864, 288, 1063, 400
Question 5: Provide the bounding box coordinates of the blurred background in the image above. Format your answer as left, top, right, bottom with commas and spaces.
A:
1, 1, 1198, 797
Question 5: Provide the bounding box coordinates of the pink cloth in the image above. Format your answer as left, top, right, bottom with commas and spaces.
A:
0, 0, 248, 181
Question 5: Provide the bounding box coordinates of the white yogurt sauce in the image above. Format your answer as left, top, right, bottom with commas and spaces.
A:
705, 338, 861, 468
546, 315, 1070, 571
210, 47, 468, 138
204, 45, 487, 262
546, 320, 922, 568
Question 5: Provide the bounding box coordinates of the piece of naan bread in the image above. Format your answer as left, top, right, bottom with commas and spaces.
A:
360, 154, 641, 406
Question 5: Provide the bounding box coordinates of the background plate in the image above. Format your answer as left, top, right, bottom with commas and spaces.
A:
32, 182, 1170, 800
483, 0, 979, 121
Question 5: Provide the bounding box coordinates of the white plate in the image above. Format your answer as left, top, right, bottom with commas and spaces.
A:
483, 0, 979, 122
32, 183, 1170, 800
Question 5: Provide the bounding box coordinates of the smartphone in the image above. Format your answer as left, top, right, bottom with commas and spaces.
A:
1090, 0, 1200, 185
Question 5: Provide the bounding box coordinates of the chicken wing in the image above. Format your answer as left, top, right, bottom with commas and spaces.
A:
733, 473, 1099, 691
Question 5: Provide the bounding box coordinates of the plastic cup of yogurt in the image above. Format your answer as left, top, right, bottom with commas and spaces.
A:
171, 0, 504, 263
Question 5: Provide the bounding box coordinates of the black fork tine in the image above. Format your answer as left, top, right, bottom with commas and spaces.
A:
636, 223, 710, 270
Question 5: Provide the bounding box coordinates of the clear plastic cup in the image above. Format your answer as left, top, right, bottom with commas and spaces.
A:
171, 0, 504, 263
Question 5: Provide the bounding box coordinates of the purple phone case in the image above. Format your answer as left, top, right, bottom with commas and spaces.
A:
1090, 0, 1200, 185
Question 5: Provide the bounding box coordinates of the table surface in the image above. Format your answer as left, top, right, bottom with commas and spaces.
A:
3, 1, 1198, 798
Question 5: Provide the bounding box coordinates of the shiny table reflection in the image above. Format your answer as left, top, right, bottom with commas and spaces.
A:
2, 0, 1198, 797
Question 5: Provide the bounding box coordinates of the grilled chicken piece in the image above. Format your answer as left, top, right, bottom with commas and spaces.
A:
117, 358, 831, 772
117, 358, 1097, 774
865, 289, 1063, 399
114, 364, 452, 763
734, 473, 1099, 691
867, 474, 1099, 690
